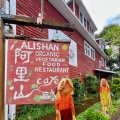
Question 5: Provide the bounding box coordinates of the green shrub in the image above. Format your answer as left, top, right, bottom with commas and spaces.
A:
72, 77, 86, 103
77, 100, 120, 120
86, 93, 99, 100
112, 78, 120, 84
85, 73, 99, 93
109, 77, 120, 100
77, 103, 109, 120
15, 104, 55, 120
113, 71, 120, 78
112, 100, 120, 108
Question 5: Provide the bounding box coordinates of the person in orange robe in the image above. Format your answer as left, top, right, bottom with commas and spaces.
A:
100, 78, 111, 114
55, 78, 76, 120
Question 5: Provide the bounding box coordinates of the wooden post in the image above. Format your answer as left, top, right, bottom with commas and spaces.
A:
0, 0, 5, 119
41, 0, 44, 19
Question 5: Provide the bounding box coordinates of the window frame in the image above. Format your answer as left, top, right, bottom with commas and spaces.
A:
84, 17, 87, 28
79, 11, 87, 29
80, 11, 83, 24
84, 41, 95, 60
90, 27, 94, 37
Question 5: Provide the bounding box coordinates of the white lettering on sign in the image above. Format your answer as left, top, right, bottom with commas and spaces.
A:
14, 85, 30, 100
35, 57, 48, 62
49, 58, 65, 62
37, 76, 59, 85
35, 67, 69, 73
14, 67, 29, 82
42, 62, 60, 66
21, 42, 59, 51
15, 48, 33, 64
35, 51, 59, 57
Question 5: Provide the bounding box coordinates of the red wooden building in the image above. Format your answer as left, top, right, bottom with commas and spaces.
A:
15, 0, 115, 82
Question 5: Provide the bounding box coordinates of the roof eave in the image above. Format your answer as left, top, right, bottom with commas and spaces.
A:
94, 68, 116, 74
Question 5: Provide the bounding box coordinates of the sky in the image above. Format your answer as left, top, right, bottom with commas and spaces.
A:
82, 0, 120, 34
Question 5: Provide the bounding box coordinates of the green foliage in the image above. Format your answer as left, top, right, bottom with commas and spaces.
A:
109, 77, 120, 100
106, 48, 113, 57
112, 100, 120, 108
85, 73, 99, 93
112, 78, 120, 84
77, 100, 120, 120
72, 77, 86, 103
114, 71, 120, 78
15, 104, 55, 120
86, 93, 99, 100
107, 57, 117, 70
95, 24, 120, 70
77, 103, 109, 120
108, 100, 120, 116
95, 24, 120, 46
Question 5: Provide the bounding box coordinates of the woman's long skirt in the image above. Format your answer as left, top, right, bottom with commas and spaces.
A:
60, 108, 72, 120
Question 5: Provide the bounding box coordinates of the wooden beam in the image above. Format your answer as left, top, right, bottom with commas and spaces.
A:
5, 34, 71, 43
0, 1, 5, 120
2, 14, 75, 32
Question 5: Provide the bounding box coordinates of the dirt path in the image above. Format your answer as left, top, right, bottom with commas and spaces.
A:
39, 97, 99, 120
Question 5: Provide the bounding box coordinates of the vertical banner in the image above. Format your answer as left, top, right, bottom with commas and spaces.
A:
69, 40, 77, 67
6, 39, 69, 104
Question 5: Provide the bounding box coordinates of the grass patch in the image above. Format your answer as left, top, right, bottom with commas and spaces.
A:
76, 100, 120, 120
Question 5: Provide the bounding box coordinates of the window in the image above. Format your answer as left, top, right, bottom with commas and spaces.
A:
90, 27, 94, 38
87, 45, 90, 56
84, 18, 87, 28
79, 11, 87, 29
80, 12, 83, 24
84, 41, 95, 60
84, 42, 89, 55
91, 48, 95, 59
101, 57, 104, 66
85, 42, 87, 54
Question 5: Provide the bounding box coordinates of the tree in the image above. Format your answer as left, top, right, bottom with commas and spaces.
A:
95, 24, 120, 70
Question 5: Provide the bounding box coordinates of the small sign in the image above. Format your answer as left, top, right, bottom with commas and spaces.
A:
6, 39, 69, 104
